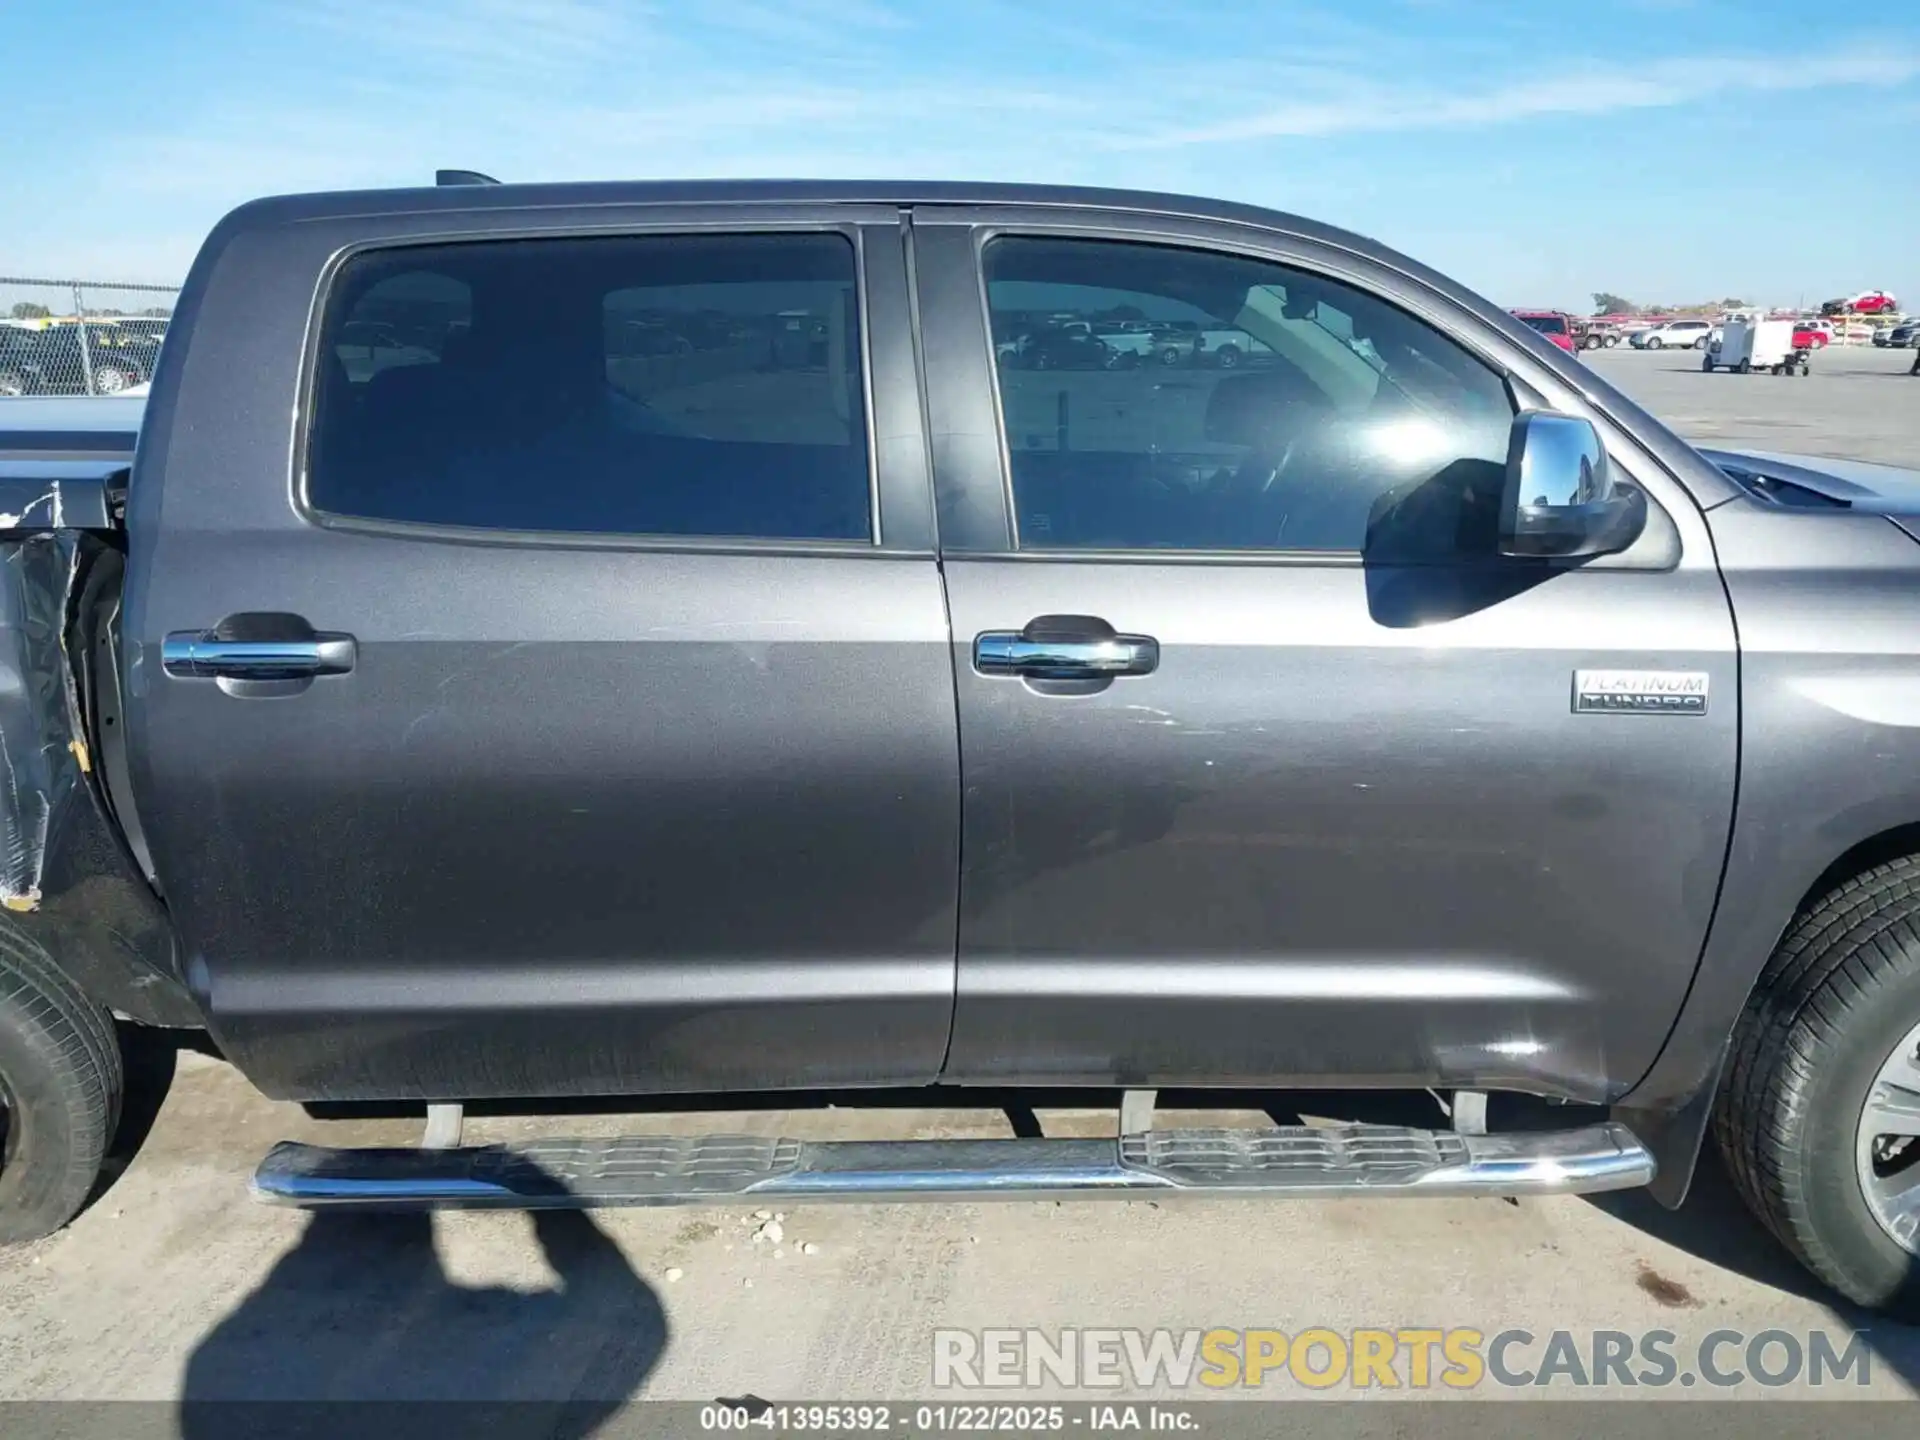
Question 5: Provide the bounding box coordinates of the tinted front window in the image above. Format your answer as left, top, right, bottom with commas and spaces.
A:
985, 237, 1515, 554
1520, 315, 1568, 335
308, 233, 871, 541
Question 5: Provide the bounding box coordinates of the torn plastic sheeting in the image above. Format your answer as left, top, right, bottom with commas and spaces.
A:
0, 531, 88, 910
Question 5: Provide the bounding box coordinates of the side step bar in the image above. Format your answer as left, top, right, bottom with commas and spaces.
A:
253, 1122, 1653, 1210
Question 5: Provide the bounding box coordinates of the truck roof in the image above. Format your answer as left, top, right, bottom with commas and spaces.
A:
199, 179, 1511, 344
217, 177, 1432, 276
238, 176, 1333, 226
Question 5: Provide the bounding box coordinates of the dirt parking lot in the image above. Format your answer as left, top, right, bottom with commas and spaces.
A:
1589, 340, 1918, 466
3, 351, 1919, 1423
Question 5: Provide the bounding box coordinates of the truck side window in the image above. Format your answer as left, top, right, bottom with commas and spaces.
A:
306, 233, 871, 541
984, 237, 1515, 556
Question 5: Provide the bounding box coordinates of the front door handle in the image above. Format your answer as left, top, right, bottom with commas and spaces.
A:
163, 616, 356, 681
975, 616, 1159, 680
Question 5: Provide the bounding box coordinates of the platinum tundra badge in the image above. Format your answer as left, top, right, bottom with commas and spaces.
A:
1572, 670, 1709, 715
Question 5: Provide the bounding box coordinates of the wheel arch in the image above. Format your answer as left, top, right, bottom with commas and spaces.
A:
1619, 819, 1920, 1209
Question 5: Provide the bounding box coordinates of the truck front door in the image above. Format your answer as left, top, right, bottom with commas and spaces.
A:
913, 217, 1737, 1101
124, 213, 959, 1100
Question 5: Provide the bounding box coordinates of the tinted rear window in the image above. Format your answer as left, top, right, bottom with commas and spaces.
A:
307, 233, 871, 541
1519, 314, 1568, 335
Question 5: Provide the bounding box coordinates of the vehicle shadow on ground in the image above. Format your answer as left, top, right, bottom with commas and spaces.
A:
1590, 1146, 1920, 1387
87, 1022, 208, 1211
177, 1199, 667, 1437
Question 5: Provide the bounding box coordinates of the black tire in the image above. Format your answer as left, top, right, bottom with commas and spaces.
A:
88, 364, 132, 395
1734, 359, 1750, 374
1702, 358, 1714, 372
0, 924, 122, 1244
1646, 337, 1663, 350
1214, 345, 1242, 369
1716, 856, 1920, 1316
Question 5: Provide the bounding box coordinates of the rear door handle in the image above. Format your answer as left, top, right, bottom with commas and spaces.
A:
163, 619, 356, 681
975, 616, 1159, 680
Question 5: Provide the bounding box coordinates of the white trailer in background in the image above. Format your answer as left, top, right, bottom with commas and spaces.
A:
1703, 318, 1809, 376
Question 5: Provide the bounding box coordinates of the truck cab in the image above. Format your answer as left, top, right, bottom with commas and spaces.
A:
7, 180, 1920, 1317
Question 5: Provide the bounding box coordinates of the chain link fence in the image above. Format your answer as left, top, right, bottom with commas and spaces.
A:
0, 276, 182, 397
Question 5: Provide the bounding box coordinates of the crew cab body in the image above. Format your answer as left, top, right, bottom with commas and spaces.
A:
11, 180, 1920, 1310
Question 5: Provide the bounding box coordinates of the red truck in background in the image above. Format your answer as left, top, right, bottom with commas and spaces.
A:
1509, 309, 1577, 352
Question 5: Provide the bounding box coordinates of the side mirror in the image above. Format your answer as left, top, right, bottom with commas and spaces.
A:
1499, 411, 1646, 559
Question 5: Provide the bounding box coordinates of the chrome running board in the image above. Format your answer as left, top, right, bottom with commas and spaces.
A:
253, 1122, 1653, 1210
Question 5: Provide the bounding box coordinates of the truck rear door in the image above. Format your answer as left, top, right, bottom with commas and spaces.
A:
123, 204, 959, 1101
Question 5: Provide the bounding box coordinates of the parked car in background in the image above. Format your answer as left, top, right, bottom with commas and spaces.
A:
1633, 319, 1713, 350
1823, 289, 1899, 316
1195, 327, 1272, 367
1792, 321, 1832, 350
1572, 318, 1623, 350
0, 327, 41, 395
0, 321, 158, 395
1510, 310, 1577, 352
1882, 319, 1920, 349
1015, 327, 1123, 369
109, 318, 170, 344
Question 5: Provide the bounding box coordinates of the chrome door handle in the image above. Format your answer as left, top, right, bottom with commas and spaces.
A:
162, 631, 356, 681
975, 619, 1159, 680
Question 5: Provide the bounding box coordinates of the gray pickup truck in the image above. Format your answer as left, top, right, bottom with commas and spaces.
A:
5, 178, 1920, 1315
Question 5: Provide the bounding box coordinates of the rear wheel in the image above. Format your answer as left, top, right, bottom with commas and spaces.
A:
1717, 857, 1920, 1316
0, 925, 122, 1244
1694, 335, 1711, 350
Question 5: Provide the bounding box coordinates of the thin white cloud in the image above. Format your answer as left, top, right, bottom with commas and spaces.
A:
9, 1, 1920, 289
1128, 46, 1920, 146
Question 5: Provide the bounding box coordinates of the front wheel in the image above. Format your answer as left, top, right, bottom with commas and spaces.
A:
1694, 335, 1711, 350
1717, 856, 1920, 1316
1702, 358, 1715, 372
1645, 337, 1663, 349
0, 924, 122, 1244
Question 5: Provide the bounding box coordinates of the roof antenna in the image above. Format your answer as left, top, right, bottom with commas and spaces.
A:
435, 169, 500, 187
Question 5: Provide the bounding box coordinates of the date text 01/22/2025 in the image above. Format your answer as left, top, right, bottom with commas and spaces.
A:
698, 1402, 1199, 1432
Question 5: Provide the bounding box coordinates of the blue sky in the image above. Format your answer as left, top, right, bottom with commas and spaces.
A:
5, 1, 1917, 311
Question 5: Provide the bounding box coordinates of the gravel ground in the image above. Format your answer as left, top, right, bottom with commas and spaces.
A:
3, 352, 1919, 1425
